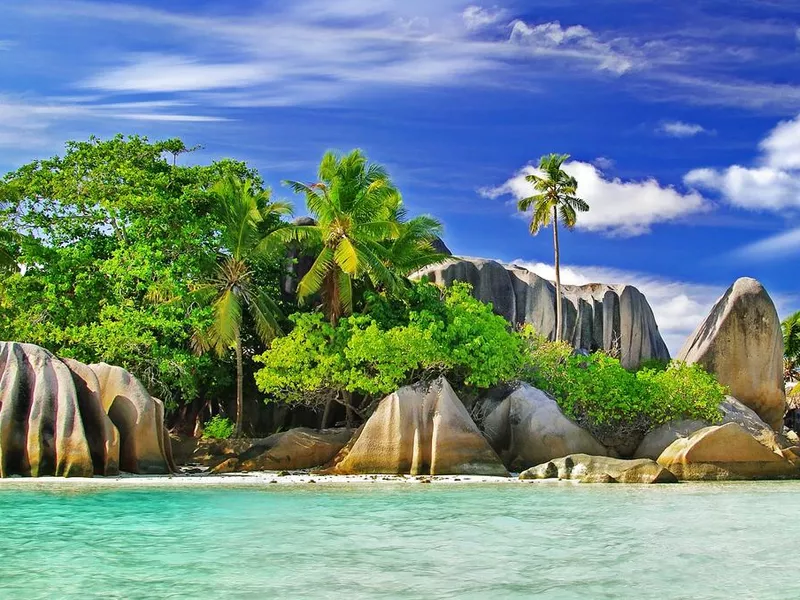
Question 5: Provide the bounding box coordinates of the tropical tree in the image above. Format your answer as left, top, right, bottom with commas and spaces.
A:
0, 229, 16, 274
276, 149, 437, 323
783, 311, 800, 382
189, 176, 292, 437
517, 154, 589, 341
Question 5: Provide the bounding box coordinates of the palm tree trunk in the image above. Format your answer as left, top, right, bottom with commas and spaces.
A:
553, 207, 563, 342
234, 332, 244, 438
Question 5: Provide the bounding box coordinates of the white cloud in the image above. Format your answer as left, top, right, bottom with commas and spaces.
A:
684, 113, 800, 211
462, 6, 504, 30
485, 161, 710, 236
510, 260, 724, 355
658, 120, 708, 137
592, 156, 615, 170
731, 227, 800, 261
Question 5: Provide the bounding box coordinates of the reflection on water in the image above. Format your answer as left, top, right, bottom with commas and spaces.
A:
0, 481, 797, 599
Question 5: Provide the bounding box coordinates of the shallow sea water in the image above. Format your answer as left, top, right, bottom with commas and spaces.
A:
0, 480, 796, 599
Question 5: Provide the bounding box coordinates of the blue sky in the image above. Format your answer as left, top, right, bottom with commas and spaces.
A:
2, 0, 800, 351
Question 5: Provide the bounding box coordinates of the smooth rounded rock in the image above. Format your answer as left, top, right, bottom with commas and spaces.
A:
520, 454, 677, 484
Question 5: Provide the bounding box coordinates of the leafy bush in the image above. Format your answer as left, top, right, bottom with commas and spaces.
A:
254, 281, 524, 406
522, 333, 725, 437
202, 415, 235, 440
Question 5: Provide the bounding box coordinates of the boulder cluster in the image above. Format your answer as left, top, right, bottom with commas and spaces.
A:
0, 342, 174, 477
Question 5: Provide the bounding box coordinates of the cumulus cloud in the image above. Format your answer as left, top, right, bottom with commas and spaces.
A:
658, 120, 709, 137
485, 161, 710, 236
510, 260, 723, 354
684, 113, 800, 211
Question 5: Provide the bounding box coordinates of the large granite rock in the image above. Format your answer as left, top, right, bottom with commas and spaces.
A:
634, 396, 781, 460
657, 423, 799, 480
519, 454, 677, 483
90, 363, 175, 474
414, 258, 669, 369
211, 428, 352, 473
0, 342, 99, 477
677, 277, 785, 430
324, 377, 508, 476
480, 383, 607, 471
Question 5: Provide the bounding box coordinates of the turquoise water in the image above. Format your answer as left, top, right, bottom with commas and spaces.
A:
0, 481, 796, 599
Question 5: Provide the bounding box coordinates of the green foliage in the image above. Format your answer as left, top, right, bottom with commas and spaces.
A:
0, 135, 274, 407
522, 334, 725, 433
517, 153, 589, 234
254, 281, 524, 406
782, 311, 800, 381
202, 415, 235, 440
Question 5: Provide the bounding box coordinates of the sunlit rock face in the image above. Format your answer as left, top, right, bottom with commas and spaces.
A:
0, 342, 173, 477
414, 258, 670, 369
324, 377, 508, 477
678, 277, 785, 431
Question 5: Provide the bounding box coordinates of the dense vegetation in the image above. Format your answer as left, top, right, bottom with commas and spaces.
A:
783, 311, 800, 382
0, 136, 727, 439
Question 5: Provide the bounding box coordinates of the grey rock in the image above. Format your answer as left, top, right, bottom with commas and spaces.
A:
520, 454, 677, 483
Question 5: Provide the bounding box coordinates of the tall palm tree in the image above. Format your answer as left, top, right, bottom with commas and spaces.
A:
274, 149, 404, 324
191, 176, 292, 437
783, 311, 800, 382
517, 154, 589, 342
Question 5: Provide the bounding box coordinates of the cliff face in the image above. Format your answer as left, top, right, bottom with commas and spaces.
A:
414, 258, 670, 369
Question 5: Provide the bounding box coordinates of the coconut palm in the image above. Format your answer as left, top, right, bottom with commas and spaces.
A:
517, 153, 589, 342
191, 176, 292, 437
783, 311, 800, 382
382, 197, 448, 279
275, 150, 406, 324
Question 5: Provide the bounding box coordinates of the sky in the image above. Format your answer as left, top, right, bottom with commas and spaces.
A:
2, 0, 800, 353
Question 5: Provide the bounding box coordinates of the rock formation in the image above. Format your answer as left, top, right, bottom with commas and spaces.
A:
414, 258, 669, 369
634, 396, 782, 460
480, 383, 608, 471
678, 277, 785, 430
0, 341, 173, 477
657, 423, 799, 480
210, 428, 352, 473
519, 454, 677, 484
324, 377, 508, 476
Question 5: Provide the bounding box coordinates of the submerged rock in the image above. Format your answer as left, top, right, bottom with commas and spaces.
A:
414, 258, 670, 369
211, 428, 352, 473
480, 383, 607, 471
677, 277, 785, 430
657, 423, 799, 481
519, 454, 677, 484
324, 377, 508, 476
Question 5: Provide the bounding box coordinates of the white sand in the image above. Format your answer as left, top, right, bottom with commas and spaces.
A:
0, 471, 536, 488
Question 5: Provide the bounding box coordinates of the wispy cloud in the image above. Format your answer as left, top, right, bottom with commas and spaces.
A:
658, 120, 709, 137
484, 160, 710, 236
731, 227, 800, 261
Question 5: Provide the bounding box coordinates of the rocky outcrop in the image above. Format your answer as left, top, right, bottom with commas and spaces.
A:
634, 396, 781, 460
414, 258, 669, 368
678, 277, 785, 430
0, 342, 173, 477
90, 363, 175, 475
324, 377, 508, 476
519, 454, 677, 484
480, 384, 607, 471
657, 423, 799, 480
211, 428, 352, 473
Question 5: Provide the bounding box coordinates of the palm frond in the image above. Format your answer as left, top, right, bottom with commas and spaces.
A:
297, 246, 335, 302
247, 286, 283, 344
209, 289, 242, 355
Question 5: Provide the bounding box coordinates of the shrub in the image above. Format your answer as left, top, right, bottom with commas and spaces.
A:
254, 281, 524, 407
202, 415, 234, 440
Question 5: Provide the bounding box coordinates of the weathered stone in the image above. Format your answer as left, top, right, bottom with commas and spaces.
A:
61, 358, 120, 476
211, 428, 352, 473
634, 396, 782, 460
481, 383, 607, 471
414, 258, 669, 369
519, 454, 677, 483
0, 342, 96, 477
657, 423, 799, 480
90, 363, 175, 474
678, 277, 785, 430
324, 377, 508, 476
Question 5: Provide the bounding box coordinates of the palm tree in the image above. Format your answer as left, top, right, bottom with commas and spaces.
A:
382, 196, 448, 280
783, 311, 800, 382
275, 149, 404, 324
191, 176, 292, 437
517, 154, 589, 342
